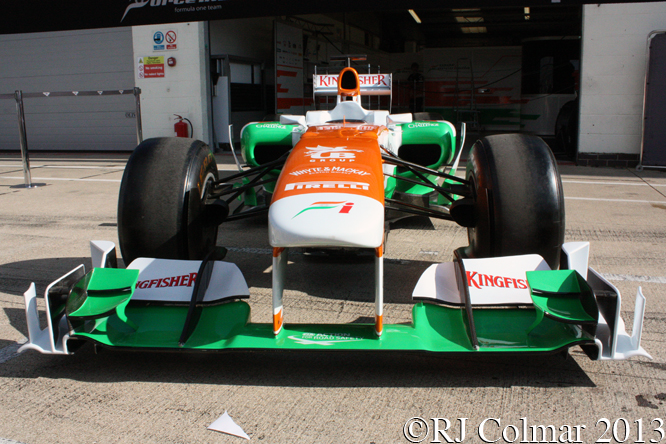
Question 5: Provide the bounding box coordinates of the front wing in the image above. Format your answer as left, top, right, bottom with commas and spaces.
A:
19, 241, 650, 360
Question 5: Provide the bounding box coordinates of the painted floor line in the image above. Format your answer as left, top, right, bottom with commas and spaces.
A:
562, 179, 666, 187
565, 196, 666, 204
226, 248, 666, 285
0, 164, 124, 169
1, 177, 664, 203
0, 176, 121, 183
603, 273, 666, 284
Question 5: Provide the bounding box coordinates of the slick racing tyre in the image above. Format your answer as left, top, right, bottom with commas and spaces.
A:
118, 137, 219, 264
465, 134, 565, 269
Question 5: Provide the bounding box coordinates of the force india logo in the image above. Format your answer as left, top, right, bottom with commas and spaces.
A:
304, 146, 362, 162
292, 201, 354, 218
285, 181, 369, 191
121, 0, 226, 22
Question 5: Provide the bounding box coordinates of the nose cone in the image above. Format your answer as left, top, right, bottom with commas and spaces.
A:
269, 192, 384, 248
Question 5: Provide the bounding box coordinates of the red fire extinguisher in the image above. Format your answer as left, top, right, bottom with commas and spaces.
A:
174, 115, 192, 138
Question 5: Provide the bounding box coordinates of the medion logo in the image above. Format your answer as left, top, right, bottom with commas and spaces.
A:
466, 271, 528, 290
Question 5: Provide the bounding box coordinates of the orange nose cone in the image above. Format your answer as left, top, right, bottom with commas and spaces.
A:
337, 67, 361, 97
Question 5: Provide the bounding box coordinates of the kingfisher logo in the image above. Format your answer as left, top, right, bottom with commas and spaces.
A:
315, 74, 390, 88
304, 145, 362, 162
293, 201, 354, 218
285, 181, 369, 191
466, 271, 528, 290
136, 272, 197, 289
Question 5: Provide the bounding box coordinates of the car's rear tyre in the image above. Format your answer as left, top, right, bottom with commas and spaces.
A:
465, 134, 565, 269
118, 137, 219, 264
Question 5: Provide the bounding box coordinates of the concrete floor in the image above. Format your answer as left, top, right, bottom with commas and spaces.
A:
0, 151, 664, 444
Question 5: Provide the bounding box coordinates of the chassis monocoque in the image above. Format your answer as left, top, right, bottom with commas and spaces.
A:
20, 67, 649, 361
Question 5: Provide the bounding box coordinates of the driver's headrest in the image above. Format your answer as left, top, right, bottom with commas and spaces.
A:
338, 67, 360, 97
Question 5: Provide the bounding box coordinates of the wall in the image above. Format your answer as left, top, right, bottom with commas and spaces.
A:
132, 22, 210, 144
580, 2, 666, 162
0, 27, 136, 151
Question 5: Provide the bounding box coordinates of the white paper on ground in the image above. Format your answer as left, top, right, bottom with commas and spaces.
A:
207, 411, 250, 440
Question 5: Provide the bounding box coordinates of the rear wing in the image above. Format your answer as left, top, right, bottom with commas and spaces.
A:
313, 73, 392, 97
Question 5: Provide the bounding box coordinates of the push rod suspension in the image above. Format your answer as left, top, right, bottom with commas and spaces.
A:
385, 198, 454, 221
381, 154, 470, 186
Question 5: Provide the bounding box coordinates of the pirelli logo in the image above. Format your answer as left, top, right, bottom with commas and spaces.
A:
285, 181, 369, 191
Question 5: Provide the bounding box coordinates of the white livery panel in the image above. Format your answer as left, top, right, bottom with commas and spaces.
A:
268, 193, 384, 248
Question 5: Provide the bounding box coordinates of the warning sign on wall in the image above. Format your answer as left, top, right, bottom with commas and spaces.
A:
138, 56, 165, 79
165, 30, 178, 50
153, 29, 178, 51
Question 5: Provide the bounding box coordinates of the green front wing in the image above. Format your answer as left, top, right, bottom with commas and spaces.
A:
72, 300, 592, 354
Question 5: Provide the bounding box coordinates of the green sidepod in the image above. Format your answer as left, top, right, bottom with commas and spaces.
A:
393, 121, 456, 196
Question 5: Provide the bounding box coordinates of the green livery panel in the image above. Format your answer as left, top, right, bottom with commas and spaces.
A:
394, 121, 456, 196
240, 122, 297, 168
71, 300, 592, 353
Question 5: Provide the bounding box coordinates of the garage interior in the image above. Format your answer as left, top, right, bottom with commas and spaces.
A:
0, 4, 587, 161
210, 5, 582, 159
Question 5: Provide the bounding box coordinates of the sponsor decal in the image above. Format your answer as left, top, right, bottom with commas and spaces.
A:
121, 0, 227, 22
407, 122, 440, 128
466, 271, 528, 290
292, 201, 354, 218
255, 124, 287, 129
289, 166, 371, 177
304, 145, 362, 163
284, 181, 369, 191
288, 332, 364, 346
315, 74, 389, 88
136, 272, 198, 289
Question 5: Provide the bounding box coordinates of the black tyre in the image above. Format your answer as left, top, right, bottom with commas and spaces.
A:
465, 134, 565, 269
118, 137, 219, 264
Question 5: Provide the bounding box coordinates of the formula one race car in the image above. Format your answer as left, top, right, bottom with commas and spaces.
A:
20, 66, 650, 361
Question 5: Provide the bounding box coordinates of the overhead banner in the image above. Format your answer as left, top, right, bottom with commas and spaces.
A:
3, 0, 664, 35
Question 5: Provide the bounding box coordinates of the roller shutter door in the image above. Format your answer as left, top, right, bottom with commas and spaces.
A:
0, 27, 136, 151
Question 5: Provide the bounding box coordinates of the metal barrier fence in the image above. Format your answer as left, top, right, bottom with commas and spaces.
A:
0, 88, 142, 188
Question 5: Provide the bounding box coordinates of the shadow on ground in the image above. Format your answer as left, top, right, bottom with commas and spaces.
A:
1, 332, 596, 389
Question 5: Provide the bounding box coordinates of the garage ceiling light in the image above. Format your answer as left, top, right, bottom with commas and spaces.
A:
454, 16, 484, 23
460, 26, 487, 34
408, 9, 422, 24
455, 15, 487, 34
